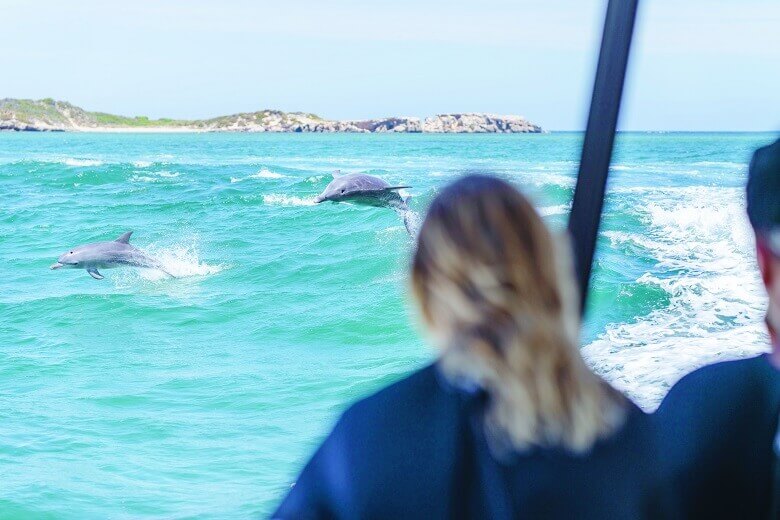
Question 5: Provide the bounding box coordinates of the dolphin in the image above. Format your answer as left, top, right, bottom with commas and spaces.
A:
314, 171, 416, 235
50, 231, 174, 280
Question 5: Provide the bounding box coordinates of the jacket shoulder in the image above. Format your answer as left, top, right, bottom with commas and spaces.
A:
338, 363, 458, 433
659, 356, 769, 407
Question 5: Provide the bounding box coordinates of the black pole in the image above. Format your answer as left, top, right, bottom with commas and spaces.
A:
568, 0, 639, 315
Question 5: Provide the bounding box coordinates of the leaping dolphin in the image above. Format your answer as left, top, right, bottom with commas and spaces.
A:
50, 231, 174, 280
314, 171, 415, 235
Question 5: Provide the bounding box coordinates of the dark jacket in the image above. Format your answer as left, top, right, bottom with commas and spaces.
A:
655, 354, 780, 519
274, 363, 671, 519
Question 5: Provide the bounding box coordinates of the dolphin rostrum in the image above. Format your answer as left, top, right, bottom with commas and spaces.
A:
314, 171, 415, 235
50, 231, 174, 280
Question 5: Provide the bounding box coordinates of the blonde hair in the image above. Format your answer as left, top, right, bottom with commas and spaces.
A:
412, 175, 626, 454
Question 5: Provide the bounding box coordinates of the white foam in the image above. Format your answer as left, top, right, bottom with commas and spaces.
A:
130, 171, 180, 183
523, 172, 575, 189
582, 186, 769, 411
132, 160, 153, 168
230, 168, 286, 183
691, 161, 747, 169
64, 158, 104, 167
254, 168, 285, 179
604, 163, 706, 177
538, 204, 569, 217
262, 194, 316, 206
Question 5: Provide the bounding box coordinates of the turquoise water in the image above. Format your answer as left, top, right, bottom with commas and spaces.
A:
0, 132, 776, 517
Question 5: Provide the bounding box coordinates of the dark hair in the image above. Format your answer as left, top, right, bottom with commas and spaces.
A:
747, 139, 780, 232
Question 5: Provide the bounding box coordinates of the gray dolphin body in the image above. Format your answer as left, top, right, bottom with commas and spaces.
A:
314, 172, 415, 234
50, 231, 174, 280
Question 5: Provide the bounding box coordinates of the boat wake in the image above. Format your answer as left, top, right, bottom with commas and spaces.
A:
581, 186, 768, 411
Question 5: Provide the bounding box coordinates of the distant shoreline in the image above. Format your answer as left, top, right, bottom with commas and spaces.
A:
0, 98, 543, 134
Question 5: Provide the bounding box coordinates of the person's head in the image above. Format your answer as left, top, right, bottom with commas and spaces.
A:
747, 139, 780, 340
412, 174, 625, 454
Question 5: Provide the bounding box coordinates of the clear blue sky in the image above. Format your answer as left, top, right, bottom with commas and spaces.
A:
3, 0, 778, 130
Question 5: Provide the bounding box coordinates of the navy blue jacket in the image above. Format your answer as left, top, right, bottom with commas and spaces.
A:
655, 354, 780, 518
274, 364, 671, 519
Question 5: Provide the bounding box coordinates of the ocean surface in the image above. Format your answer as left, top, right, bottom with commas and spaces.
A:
0, 131, 775, 518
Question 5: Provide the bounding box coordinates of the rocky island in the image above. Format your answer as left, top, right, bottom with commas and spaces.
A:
0, 98, 543, 134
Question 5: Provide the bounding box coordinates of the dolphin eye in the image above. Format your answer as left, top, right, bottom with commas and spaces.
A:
69, 251, 73, 254
341, 189, 345, 194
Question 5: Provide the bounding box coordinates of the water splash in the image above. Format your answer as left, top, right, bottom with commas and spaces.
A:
142, 243, 226, 280
395, 208, 421, 237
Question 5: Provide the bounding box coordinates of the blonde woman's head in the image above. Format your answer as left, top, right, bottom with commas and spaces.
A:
412, 174, 625, 454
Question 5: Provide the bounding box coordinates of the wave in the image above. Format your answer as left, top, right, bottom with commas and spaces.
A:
522, 173, 575, 189
129, 171, 181, 183
691, 160, 747, 168
64, 158, 104, 167
538, 204, 569, 217
230, 168, 287, 183
605, 162, 748, 178
132, 160, 153, 168
582, 186, 766, 410
130, 175, 158, 183
262, 194, 316, 206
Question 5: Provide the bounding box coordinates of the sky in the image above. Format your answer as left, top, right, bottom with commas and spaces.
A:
3, 0, 779, 131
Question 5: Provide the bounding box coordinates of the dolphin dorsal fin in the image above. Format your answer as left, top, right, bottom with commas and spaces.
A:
115, 231, 133, 243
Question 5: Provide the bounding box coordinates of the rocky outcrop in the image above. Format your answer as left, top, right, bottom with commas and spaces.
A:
350, 117, 423, 133
0, 98, 543, 133
422, 113, 542, 133
198, 111, 370, 133
0, 120, 61, 131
